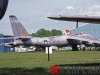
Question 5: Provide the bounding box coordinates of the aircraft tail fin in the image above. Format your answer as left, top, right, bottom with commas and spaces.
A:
64, 29, 72, 36
9, 15, 29, 37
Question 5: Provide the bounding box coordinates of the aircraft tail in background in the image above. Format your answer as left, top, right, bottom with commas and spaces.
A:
9, 15, 29, 37
64, 29, 72, 36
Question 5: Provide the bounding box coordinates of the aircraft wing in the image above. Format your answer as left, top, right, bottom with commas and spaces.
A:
67, 36, 100, 44
0, 36, 31, 42
15, 36, 31, 40
48, 15, 100, 24
0, 42, 13, 46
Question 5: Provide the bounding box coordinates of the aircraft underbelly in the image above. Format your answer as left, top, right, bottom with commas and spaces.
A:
67, 39, 80, 45
49, 36, 68, 46
23, 36, 68, 47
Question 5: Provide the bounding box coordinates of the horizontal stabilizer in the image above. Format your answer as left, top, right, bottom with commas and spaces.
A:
0, 36, 31, 40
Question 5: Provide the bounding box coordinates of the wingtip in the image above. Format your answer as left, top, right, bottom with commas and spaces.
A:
47, 15, 61, 19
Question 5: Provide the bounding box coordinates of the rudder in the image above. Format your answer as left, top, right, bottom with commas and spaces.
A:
9, 15, 29, 37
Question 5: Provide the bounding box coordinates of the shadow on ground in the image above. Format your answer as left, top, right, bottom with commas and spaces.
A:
57, 63, 100, 66
0, 63, 100, 75
0, 67, 49, 75
56, 63, 100, 75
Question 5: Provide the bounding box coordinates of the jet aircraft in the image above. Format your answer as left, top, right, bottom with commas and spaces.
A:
1, 15, 100, 51
48, 15, 100, 28
0, 0, 9, 20
48, 15, 100, 24
6, 15, 71, 50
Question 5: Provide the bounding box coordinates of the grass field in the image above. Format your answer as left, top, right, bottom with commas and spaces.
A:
0, 50, 100, 75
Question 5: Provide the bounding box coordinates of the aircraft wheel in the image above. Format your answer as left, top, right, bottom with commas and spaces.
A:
72, 45, 78, 51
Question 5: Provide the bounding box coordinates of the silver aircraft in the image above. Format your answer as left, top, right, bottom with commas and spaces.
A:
48, 15, 100, 28
1, 15, 100, 51
5, 15, 70, 49
48, 15, 100, 24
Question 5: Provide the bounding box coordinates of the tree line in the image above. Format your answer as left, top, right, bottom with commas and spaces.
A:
31, 28, 63, 37
0, 28, 63, 37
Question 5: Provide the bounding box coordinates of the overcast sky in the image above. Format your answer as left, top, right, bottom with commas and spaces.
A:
0, 0, 100, 35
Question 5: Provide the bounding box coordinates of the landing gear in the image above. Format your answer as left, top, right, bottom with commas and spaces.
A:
35, 47, 45, 51
72, 45, 78, 51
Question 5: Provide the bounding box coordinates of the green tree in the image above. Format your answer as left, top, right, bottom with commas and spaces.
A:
0, 33, 3, 36
46, 30, 51, 36
51, 29, 62, 36
36, 28, 50, 37
31, 28, 63, 37
31, 33, 36, 37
